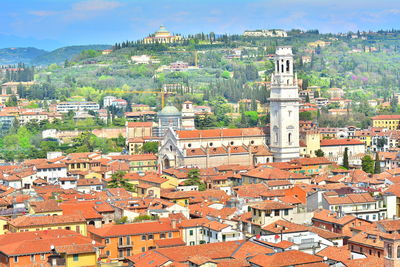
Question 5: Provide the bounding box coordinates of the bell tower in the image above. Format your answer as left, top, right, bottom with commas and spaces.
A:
269, 46, 300, 162
181, 101, 195, 130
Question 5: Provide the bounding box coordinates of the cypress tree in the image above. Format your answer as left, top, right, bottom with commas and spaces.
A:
374, 153, 381, 174
343, 148, 349, 169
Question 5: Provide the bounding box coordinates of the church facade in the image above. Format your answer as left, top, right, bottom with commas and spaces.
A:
269, 46, 300, 162
158, 128, 272, 169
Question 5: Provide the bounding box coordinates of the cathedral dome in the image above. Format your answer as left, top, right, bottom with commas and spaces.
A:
158, 105, 181, 116
155, 26, 171, 37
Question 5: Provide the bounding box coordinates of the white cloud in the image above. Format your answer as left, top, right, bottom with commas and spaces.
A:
29, 10, 59, 17
72, 0, 122, 12
29, 0, 123, 22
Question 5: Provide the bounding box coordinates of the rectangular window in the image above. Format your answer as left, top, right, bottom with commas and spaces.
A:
41, 254, 45, 260
126, 236, 131, 245
274, 210, 279, 216
14, 256, 18, 263
30, 255, 35, 262
160, 233, 166, 239
73, 254, 79, 262
119, 237, 123, 245
168, 232, 172, 238
142, 247, 146, 252
189, 230, 194, 236
284, 209, 289, 216
127, 248, 131, 257
105, 238, 110, 244
118, 250, 123, 258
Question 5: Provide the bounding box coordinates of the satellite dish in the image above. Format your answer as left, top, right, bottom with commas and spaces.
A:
92, 240, 96, 245
50, 245, 55, 250
323, 256, 328, 261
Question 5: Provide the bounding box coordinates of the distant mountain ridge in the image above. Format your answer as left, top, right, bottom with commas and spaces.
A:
0, 47, 47, 65
0, 44, 111, 66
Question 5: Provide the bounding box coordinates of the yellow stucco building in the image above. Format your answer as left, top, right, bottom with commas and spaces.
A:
143, 26, 183, 44
8, 214, 88, 236
372, 115, 400, 130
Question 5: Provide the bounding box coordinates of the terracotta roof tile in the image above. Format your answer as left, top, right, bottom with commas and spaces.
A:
250, 200, 293, 211
244, 166, 307, 180
89, 220, 178, 237
9, 214, 86, 228
249, 250, 324, 267
312, 209, 356, 226
176, 128, 266, 139
261, 220, 309, 233
154, 237, 185, 248
320, 138, 364, 146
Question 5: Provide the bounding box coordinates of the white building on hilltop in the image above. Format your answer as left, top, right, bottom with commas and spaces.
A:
269, 46, 300, 162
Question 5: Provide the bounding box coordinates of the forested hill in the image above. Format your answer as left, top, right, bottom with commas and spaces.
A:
0, 44, 111, 65
0, 47, 47, 65
31, 45, 111, 65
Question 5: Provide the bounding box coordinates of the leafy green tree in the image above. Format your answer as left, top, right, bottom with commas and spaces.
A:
107, 171, 135, 192
361, 155, 374, 174
115, 216, 128, 224
342, 148, 349, 169
221, 71, 230, 79
142, 142, 159, 154
243, 111, 258, 127
315, 149, 324, 157
391, 96, 398, 113
115, 134, 126, 148
184, 169, 206, 191
305, 94, 310, 103
5, 95, 18, 107
374, 153, 381, 174
376, 137, 387, 151
133, 214, 158, 222
299, 111, 313, 121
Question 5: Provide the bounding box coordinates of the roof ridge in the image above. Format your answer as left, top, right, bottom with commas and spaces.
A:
230, 240, 246, 258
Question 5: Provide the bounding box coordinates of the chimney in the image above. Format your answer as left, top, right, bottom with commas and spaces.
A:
171, 219, 177, 229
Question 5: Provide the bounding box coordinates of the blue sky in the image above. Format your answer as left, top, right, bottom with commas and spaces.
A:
1, 0, 400, 50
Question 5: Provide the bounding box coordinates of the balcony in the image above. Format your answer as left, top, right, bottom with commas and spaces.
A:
117, 242, 133, 248
298, 242, 321, 250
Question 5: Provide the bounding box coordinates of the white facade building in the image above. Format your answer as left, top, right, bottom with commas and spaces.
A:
56, 101, 100, 113
103, 96, 117, 107
180, 218, 243, 246
35, 163, 68, 185
269, 46, 300, 162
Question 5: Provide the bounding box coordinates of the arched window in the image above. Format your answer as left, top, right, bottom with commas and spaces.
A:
388, 244, 393, 258
286, 60, 290, 72
275, 132, 279, 143
397, 245, 400, 258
